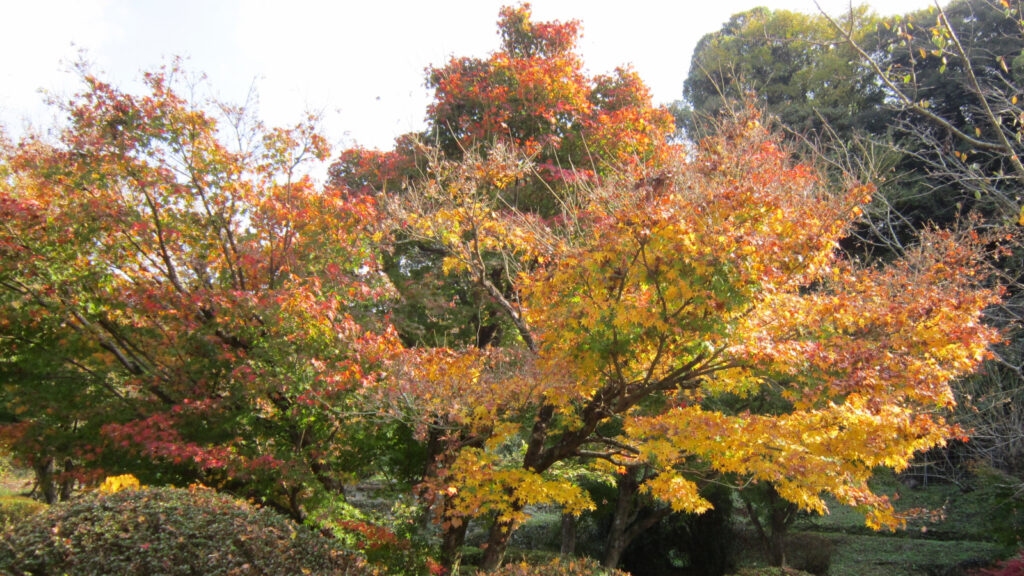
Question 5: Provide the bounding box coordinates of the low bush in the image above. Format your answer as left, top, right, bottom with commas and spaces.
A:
0, 485, 368, 576
971, 551, 1024, 576
311, 496, 442, 575
786, 533, 833, 576
0, 495, 47, 530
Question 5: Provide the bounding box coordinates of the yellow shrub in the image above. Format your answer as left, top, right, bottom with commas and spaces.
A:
98, 474, 141, 494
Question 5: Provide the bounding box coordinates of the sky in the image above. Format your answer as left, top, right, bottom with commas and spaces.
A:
1, 0, 938, 153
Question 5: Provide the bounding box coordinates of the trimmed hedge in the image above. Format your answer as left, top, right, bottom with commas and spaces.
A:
0, 485, 368, 575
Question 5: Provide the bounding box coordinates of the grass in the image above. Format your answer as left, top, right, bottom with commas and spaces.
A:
771, 470, 1015, 576
793, 471, 1010, 542
826, 533, 1003, 576
0, 468, 32, 498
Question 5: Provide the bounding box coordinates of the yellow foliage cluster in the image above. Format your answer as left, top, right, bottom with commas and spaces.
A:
98, 474, 142, 494
381, 114, 1003, 541
445, 448, 594, 527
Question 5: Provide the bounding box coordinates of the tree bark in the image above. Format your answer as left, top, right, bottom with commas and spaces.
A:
32, 457, 56, 504
602, 468, 672, 569
745, 484, 797, 567
604, 471, 639, 568
440, 512, 470, 568
59, 458, 75, 501
559, 513, 577, 556
480, 515, 517, 571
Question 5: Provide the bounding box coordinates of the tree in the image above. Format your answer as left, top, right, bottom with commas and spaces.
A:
821, 0, 1024, 484
392, 112, 1001, 570
423, 4, 674, 184
680, 7, 888, 140
816, 1, 1024, 229
0, 64, 399, 515
328, 6, 679, 566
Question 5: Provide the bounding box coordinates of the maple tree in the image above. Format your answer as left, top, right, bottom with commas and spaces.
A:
387, 111, 1002, 570
0, 64, 399, 515
325, 7, 681, 564
423, 4, 674, 184
322, 4, 1004, 570
330, 4, 675, 203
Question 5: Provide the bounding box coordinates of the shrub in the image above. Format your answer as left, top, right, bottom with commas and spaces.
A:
971, 551, 1024, 576
311, 496, 441, 575
0, 485, 368, 576
0, 495, 46, 530
786, 533, 833, 576
479, 557, 630, 575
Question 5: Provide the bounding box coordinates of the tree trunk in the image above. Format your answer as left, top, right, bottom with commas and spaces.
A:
559, 513, 577, 556
480, 515, 518, 571
767, 487, 796, 567
602, 469, 673, 569
745, 484, 796, 568
32, 457, 56, 504
440, 513, 470, 568
767, 528, 786, 567
425, 425, 481, 570
603, 471, 639, 568
604, 532, 630, 570
59, 458, 75, 501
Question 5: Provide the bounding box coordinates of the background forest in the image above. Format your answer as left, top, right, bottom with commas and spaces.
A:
1, 2, 1023, 576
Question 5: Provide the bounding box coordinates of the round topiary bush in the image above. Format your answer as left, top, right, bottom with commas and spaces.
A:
0, 485, 368, 576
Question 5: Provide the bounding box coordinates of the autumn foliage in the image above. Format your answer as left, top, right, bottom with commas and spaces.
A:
0, 65, 400, 514
0, 4, 1008, 574
388, 110, 1001, 567
330, 4, 676, 197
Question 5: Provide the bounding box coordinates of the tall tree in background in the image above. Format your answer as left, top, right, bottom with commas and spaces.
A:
680, 7, 887, 141
330, 3, 676, 349
683, 0, 1024, 507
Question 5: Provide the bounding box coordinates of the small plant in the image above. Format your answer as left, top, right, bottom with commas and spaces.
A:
311, 495, 440, 576
0, 485, 367, 576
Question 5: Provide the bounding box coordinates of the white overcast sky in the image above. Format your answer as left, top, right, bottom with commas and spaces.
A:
1, 0, 936, 152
